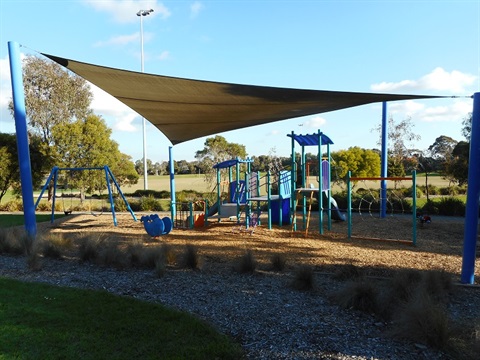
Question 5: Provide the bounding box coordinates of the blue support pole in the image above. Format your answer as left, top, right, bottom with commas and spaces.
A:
327, 144, 332, 230
169, 146, 176, 222
318, 130, 323, 235
267, 171, 272, 229
380, 102, 388, 218
104, 166, 117, 226
8, 41, 37, 239
291, 131, 297, 231
460, 93, 480, 284
347, 171, 352, 239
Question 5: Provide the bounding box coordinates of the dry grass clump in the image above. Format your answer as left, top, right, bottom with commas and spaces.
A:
333, 280, 378, 313
78, 233, 107, 263
270, 253, 287, 272
291, 265, 315, 291
40, 233, 73, 260
0, 228, 24, 255
333, 263, 364, 281
391, 287, 450, 349
331, 268, 459, 352
235, 250, 257, 274
180, 244, 202, 270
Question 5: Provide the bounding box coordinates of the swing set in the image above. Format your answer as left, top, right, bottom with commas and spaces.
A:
35, 165, 137, 226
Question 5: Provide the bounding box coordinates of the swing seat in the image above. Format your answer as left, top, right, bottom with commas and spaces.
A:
141, 214, 173, 237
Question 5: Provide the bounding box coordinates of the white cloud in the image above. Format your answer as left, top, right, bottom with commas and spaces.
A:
89, 83, 138, 132
93, 32, 140, 47
190, 1, 204, 18
82, 0, 171, 23
302, 116, 327, 128
387, 98, 471, 123
158, 50, 170, 61
371, 67, 476, 94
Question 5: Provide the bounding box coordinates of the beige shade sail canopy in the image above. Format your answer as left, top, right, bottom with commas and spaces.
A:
43, 53, 446, 145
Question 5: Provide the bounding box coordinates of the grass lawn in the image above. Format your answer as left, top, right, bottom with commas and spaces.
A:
0, 214, 65, 228
0, 277, 243, 360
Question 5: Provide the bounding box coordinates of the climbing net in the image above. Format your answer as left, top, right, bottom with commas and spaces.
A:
347, 175, 418, 245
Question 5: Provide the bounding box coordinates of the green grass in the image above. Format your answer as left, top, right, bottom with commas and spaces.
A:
0, 277, 243, 360
0, 214, 65, 228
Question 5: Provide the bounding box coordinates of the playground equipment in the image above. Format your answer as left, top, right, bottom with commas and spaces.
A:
347, 172, 417, 245
245, 170, 292, 230
35, 165, 137, 226
140, 214, 172, 237
206, 158, 253, 223
288, 131, 345, 235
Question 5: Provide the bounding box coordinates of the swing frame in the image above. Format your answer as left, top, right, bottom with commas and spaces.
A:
35, 165, 137, 226
347, 171, 417, 245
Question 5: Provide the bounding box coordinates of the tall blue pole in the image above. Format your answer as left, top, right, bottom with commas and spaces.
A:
460, 93, 480, 284
380, 102, 388, 218
8, 41, 37, 239
168, 146, 176, 222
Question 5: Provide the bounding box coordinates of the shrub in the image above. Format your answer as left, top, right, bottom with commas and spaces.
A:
235, 250, 257, 274
181, 244, 202, 270
78, 233, 106, 263
291, 265, 315, 291
333, 280, 378, 313
0, 228, 23, 255
40, 233, 71, 259
333, 263, 364, 281
422, 270, 453, 302
140, 196, 164, 212
436, 198, 465, 216
391, 288, 450, 349
421, 200, 439, 215
270, 253, 287, 272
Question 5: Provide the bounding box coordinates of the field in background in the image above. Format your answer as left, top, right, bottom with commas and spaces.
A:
126, 173, 451, 194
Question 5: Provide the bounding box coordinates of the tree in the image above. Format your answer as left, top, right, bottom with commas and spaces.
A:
444, 141, 469, 185
428, 135, 458, 161
0, 133, 50, 203
195, 136, 247, 183
372, 116, 421, 178
331, 147, 381, 184
462, 113, 472, 141
8, 55, 93, 145
51, 115, 138, 194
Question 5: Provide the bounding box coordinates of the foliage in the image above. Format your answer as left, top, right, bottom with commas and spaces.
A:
291, 265, 315, 291
51, 114, 138, 193
8, 55, 92, 145
0, 133, 51, 203
462, 113, 472, 141
235, 250, 257, 273
372, 116, 421, 177
444, 141, 469, 185
331, 147, 381, 183
195, 135, 248, 184
270, 253, 287, 271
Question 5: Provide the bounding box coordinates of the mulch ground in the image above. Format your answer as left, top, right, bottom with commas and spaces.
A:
35, 210, 480, 284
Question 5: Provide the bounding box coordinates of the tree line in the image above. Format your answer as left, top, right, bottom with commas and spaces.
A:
0, 55, 471, 203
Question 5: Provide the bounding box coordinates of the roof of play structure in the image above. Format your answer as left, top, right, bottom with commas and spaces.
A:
287, 132, 334, 146
43, 53, 447, 145
213, 158, 253, 169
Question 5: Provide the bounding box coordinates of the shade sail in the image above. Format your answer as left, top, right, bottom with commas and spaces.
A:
43, 53, 446, 145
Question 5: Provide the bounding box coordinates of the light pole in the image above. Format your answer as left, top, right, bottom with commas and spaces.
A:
137, 8, 154, 190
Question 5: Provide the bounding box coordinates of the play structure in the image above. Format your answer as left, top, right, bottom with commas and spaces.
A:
140, 214, 172, 237
35, 165, 137, 226
347, 172, 418, 245
207, 158, 253, 222
288, 131, 345, 236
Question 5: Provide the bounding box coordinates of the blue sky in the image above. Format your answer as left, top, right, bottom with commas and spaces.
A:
1, 0, 479, 163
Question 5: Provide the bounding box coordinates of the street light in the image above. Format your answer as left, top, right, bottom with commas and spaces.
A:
137, 8, 154, 190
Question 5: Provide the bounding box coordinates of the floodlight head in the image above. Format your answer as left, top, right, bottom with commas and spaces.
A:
137, 9, 154, 16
